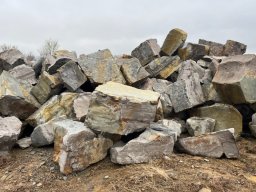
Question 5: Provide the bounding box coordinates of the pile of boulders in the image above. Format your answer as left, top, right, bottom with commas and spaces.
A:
0, 28, 255, 175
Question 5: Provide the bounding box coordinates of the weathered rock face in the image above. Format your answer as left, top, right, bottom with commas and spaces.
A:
0, 49, 25, 73
249, 113, 256, 137
190, 103, 242, 137
223, 40, 247, 56
144, 56, 180, 79
176, 129, 239, 158
0, 71, 39, 120
186, 117, 216, 136
212, 54, 256, 104
31, 71, 63, 104
9, 64, 37, 86
0, 116, 22, 151
78, 50, 125, 85
27, 92, 78, 127
131, 39, 160, 66
198, 39, 224, 56
110, 128, 175, 164
167, 74, 205, 113
53, 119, 113, 174
58, 61, 87, 91
161, 28, 187, 56
73, 92, 92, 121
86, 82, 160, 135
178, 43, 209, 61
120, 58, 149, 85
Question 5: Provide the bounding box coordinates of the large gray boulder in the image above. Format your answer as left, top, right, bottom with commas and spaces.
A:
186, 117, 216, 136
198, 39, 224, 56
131, 39, 160, 66
86, 81, 160, 135
223, 40, 247, 56
0, 49, 25, 73
178, 43, 209, 61
176, 129, 239, 158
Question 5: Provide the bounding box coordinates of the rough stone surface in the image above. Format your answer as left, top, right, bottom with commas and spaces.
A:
178, 43, 209, 61
110, 128, 175, 164
176, 129, 239, 158
9, 64, 37, 85
223, 40, 247, 56
120, 58, 149, 85
144, 56, 180, 79
86, 81, 160, 135
16, 137, 32, 149
161, 28, 187, 56
249, 123, 256, 138
79, 49, 113, 60
73, 92, 92, 121
0, 116, 22, 151
199, 39, 224, 56
31, 71, 63, 104
131, 39, 160, 66
186, 117, 216, 136
212, 54, 256, 104
58, 61, 87, 91
190, 103, 242, 137
0, 71, 39, 120
0, 49, 25, 73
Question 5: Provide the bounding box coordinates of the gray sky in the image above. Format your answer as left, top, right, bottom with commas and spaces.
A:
0, 0, 255, 56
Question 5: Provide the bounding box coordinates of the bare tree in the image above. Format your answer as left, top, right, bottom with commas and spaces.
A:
0, 44, 18, 52
26, 52, 36, 62
39, 39, 59, 57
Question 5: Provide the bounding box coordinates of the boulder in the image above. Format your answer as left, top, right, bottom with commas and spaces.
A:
160, 28, 187, 56
131, 39, 160, 66
249, 123, 256, 138
110, 128, 175, 164
27, 92, 78, 127
190, 103, 242, 137
0, 71, 40, 120
0, 49, 25, 73
186, 117, 216, 136
212, 54, 256, 104
198, 39, 224, 56
78, 50, 125, 85
144, 56, 180, 79
0, 116, 22, 151
120, 58, 149, 85
31, 71, 63, 104
223, 40, 247, 56
73, 92, 92, 121
9, 64, 37, 85
53, 119, 112, 174
178, 43, 209, 61
86, 81, 160, 135
58, 61, 87, 91
176, 129, 239, 158
16, 137, 32, 149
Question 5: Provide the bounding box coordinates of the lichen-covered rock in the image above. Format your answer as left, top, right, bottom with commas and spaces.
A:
0, 116, 22, 151
186, 117, 216, 136
198, 39, 224, 56
9, 64, 37, 85
73, 92, 92, 121
223, 40, 247, 56
86, 81, 160, 135
176, 129, 239, 158
131, 39, 160, 66
160, 28, 187, 56
0, 49, 25, 73
178, 43, 209, 61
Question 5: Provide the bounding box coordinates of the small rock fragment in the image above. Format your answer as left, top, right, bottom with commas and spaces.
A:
16, 137, 32, 149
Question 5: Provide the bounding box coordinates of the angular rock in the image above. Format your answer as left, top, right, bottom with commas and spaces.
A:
58, 61, 87, 91
223, 40, 247, 56
178, 43, 209, 61
9, 64, 37, 86
0, 71, 39, 120
73, 92, 92, 121
198, 39, 224, 56
0, 116, 22, 151
249, 123, 256, 138
131, 39, 160, 66
120, 58, 149, 85
176, 129, 239, 158
79, 49, 113, 60
167, 74, 205, 113
190, 103, 242, 137
212, 54, 256, 104
0, 49, 25, 73
86, 82, 160, 135
111, 128, 175, 164
160, 28, 187, 56
31, 71, 63, 104
144, 56, 180, 79
53, 119, 112, 174
27, 92, 78, 127
16, 137, 32, 149
186, 117, 216, 136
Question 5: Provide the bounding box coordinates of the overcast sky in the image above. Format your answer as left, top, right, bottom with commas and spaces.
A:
0, 0, 255, 56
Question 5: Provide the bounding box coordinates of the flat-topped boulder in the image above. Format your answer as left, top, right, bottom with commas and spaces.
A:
0, 49, 25, 73
198, 39, 224, 56
86, 81, 160, 135
178, 43, 209, 61
223, 40, 247, 56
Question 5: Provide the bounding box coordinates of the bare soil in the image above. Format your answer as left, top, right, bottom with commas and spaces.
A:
1, 138, 256, 192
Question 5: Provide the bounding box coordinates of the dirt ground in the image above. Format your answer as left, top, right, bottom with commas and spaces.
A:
0, 138, 256, 192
